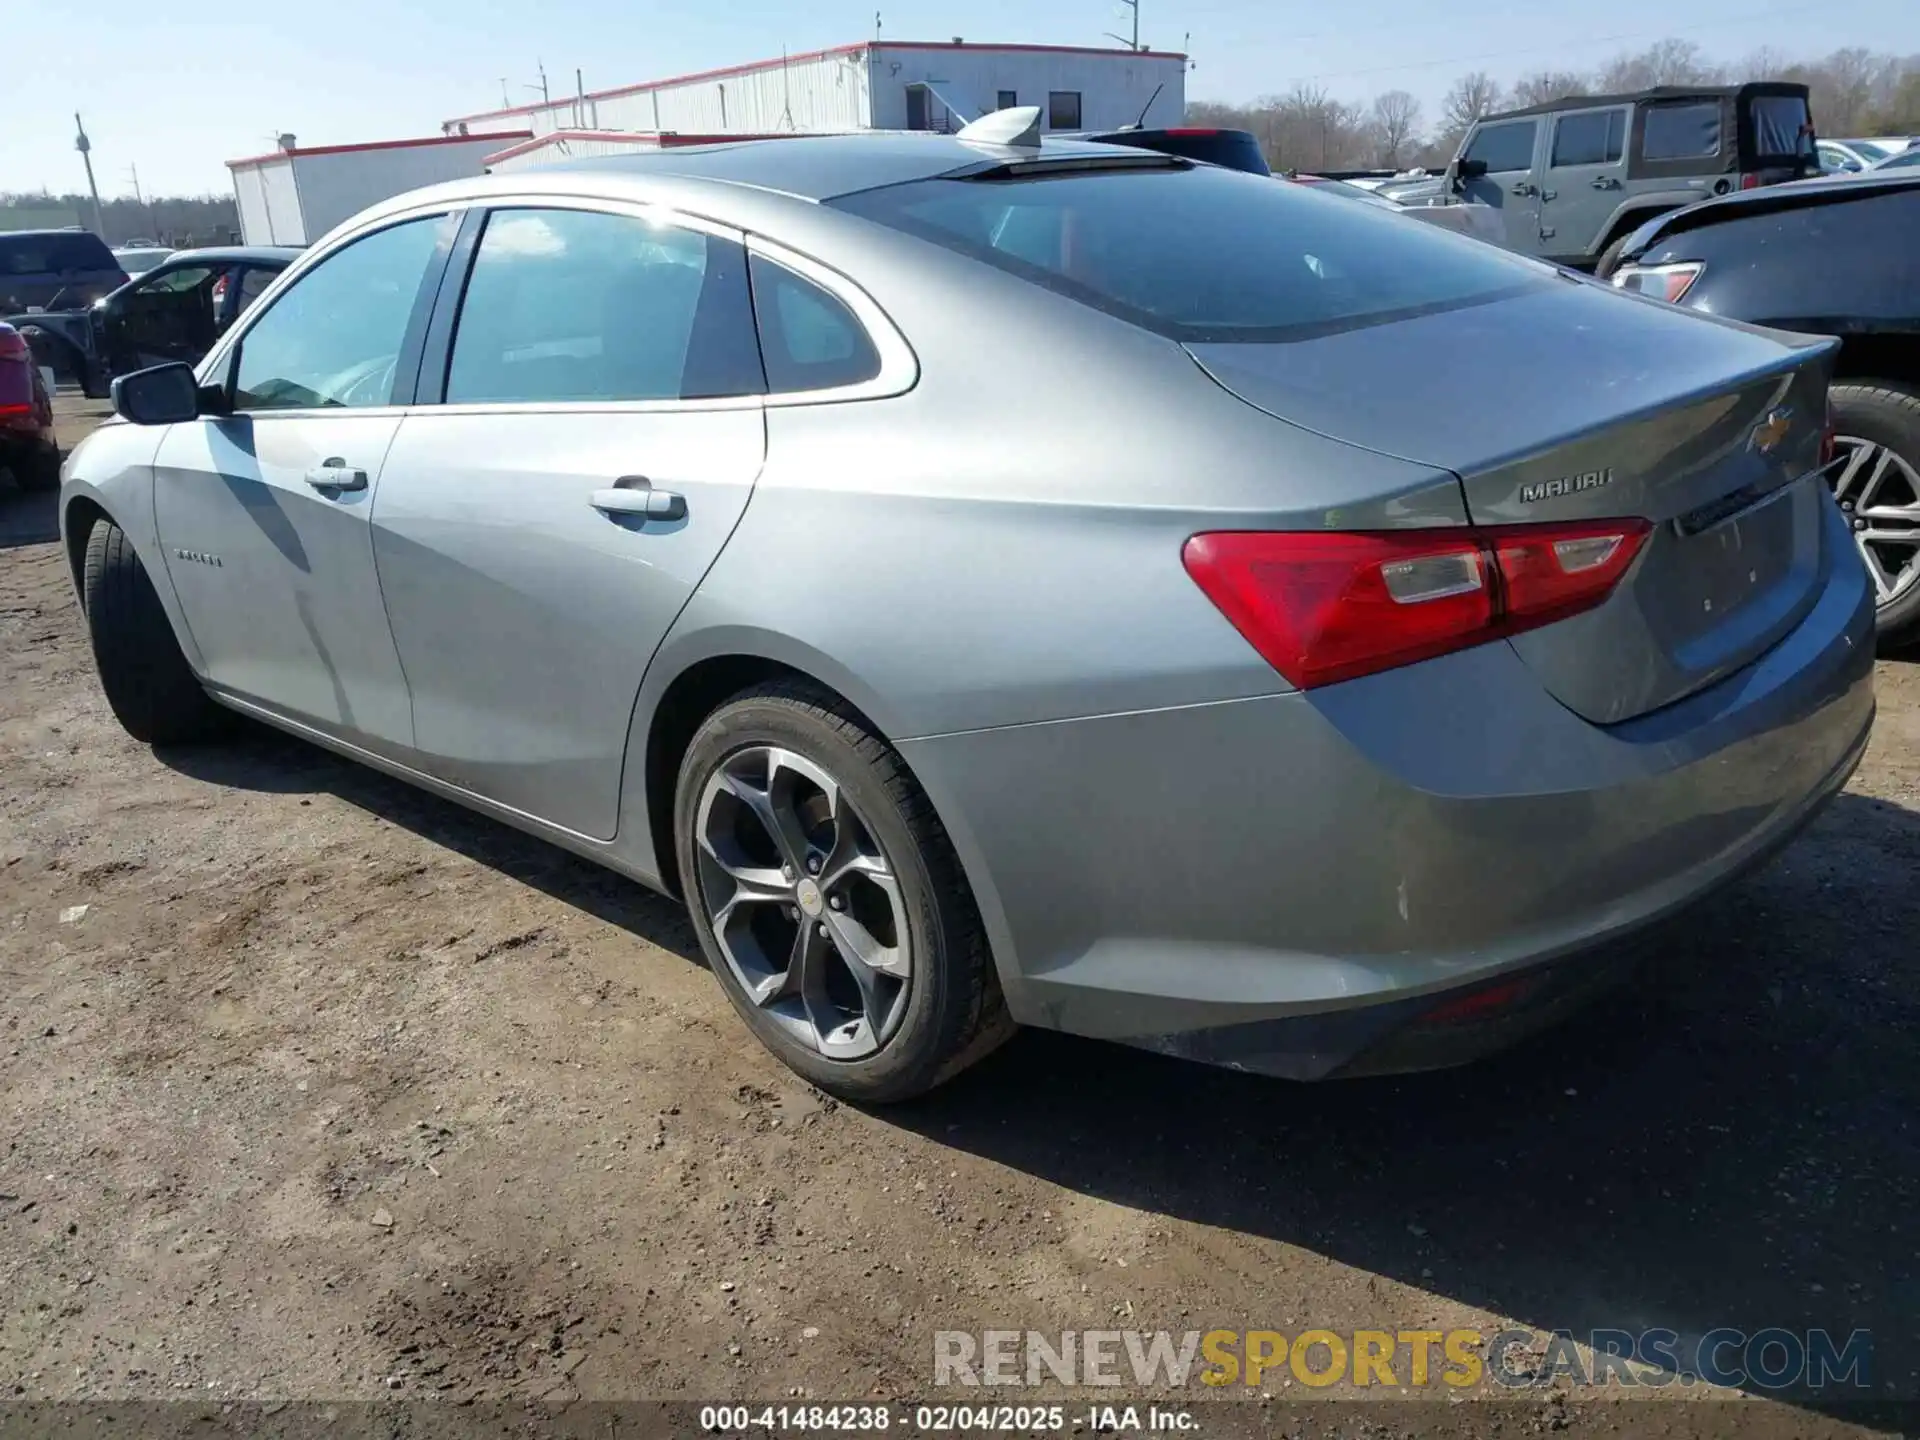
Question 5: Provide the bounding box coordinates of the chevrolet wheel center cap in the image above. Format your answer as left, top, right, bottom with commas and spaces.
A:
796, 879, 824, 916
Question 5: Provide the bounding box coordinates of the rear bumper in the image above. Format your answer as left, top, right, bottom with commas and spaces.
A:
901, 503, 1876, 1079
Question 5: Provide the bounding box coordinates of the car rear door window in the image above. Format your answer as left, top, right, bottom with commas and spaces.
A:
831, 162, 1547, 344
1463, 120, 1538, 173
748, 255, 881, 393
1551, 109, 1627, 167
1642, 102, 1721, 160
232, 215, 447, 411
445, 207, 764, 404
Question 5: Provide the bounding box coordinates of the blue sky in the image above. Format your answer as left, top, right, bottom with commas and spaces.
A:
9, 0, 1914, 196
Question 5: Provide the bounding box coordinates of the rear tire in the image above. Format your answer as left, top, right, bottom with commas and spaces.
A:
81, 518, 228, 744
1593, 233, 1632, 280
673, 680, 1013, 1103
1829, 381, 1920, 646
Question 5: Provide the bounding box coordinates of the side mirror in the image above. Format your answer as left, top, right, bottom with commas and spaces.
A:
1456, 158, 1489, 181
111, 362, 200, 426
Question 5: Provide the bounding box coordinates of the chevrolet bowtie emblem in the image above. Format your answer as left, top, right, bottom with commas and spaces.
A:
1749, 407, 1794, 456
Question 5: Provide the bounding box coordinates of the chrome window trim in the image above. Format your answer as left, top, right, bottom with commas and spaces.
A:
743, 235, 919, 407
197, 192, 918, 418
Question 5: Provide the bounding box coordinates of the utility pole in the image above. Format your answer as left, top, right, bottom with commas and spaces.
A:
524, 60, 550, 106
1103, 0, 1141, 51
498, 77, 511, 108
74, 113, 107, 240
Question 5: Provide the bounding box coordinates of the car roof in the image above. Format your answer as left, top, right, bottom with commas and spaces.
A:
1488, 80, 1807, 122
160, 245, 304, 264
474, 131, 1139, 203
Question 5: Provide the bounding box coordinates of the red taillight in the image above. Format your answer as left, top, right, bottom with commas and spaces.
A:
1739, 173, 1761, 190
0, 327, 28, 360
1183, 519, 1651, 689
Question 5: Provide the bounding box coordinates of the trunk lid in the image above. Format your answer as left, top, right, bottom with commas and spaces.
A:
1187, 279, 1838, 723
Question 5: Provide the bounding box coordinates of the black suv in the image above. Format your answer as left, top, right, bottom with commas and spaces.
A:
0, 229, 126, 313
1610, 172, 1920, 641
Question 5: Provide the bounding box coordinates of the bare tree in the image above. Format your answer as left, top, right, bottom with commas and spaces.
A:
1438, 71, 1503, 151
1598, 39, 1721, 92
1510, 71, 1589, 108
1370, 90, 1422, 167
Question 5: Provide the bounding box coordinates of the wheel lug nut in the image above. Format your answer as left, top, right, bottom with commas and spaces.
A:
781, 864, 794, 880
816, 923, 829, 938
806, 856, 821, 875
829, 896, 844, 911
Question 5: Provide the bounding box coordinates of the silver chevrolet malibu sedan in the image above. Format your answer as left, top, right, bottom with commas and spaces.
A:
60, 126, 1875, 1101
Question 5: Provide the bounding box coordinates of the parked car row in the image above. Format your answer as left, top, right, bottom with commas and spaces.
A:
59, 114, 1877, 1100
6, 245, 299, 399
1382, 82, 1820, 271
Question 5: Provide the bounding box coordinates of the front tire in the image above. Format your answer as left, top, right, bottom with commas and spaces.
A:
1829, 381, 1920, 646
673, 681, 1012, 1103
81, 518, 228, 744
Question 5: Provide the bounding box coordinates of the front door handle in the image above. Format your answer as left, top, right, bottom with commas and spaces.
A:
1511, 182, 1537, 196
305, 458, 367, 492
590, 476, 686, 521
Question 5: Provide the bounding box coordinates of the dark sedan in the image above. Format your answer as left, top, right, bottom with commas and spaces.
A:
1609, 172, 1920, 642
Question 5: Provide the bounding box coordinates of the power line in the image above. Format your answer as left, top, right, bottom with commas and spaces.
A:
1275, 1, 1825, 86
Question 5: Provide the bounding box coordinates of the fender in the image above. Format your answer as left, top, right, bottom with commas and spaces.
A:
57, 420, 210, 676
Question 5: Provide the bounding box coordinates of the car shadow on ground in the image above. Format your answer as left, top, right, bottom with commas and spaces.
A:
157, 728, 1918, 1423
155, 723, 704, 965
0, 485, 59, 549
903, 787, 1920, 1423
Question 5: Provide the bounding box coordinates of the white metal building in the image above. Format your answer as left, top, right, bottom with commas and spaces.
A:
227, 132, 531, 246
442, 41, 1186, 144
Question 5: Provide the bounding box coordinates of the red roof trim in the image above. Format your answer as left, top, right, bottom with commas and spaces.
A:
228, 130, 532, 169
442, 40, 1186, 126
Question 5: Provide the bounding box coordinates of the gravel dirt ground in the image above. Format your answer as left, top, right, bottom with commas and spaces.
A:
2, 395, 1917, 1437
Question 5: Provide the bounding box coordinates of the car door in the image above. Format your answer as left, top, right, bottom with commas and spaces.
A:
103, 262, 223, 375
1538, 104, 1630, 261
152, 211, 457, 750
1457, 118, 1543, 253
369, 202, 768, 840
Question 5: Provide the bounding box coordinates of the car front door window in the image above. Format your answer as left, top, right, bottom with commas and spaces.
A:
1460, 120, 1541, 252
232, 216, 446, 410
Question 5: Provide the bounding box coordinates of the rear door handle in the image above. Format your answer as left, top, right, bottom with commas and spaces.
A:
305, 458, 367, 492
591, 476, 686, 521
1590, 176, 1621, 189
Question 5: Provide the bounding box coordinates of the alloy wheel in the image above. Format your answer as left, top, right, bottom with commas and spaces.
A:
694, 746, 911, 1060
1831, 434, 1920, 608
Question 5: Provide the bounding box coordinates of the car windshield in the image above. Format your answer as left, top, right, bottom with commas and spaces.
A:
1872, 149, 1920, 170
115, 248, 173, 276
830, 162, 1549, 344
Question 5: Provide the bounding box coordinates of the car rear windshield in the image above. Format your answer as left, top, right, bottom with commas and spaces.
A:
1749, 94, 1815, 159
0, 232, 118, 276
829, 162, 1548, 343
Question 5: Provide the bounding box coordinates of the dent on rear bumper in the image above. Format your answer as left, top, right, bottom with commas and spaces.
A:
899, 521, 1875, 1069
